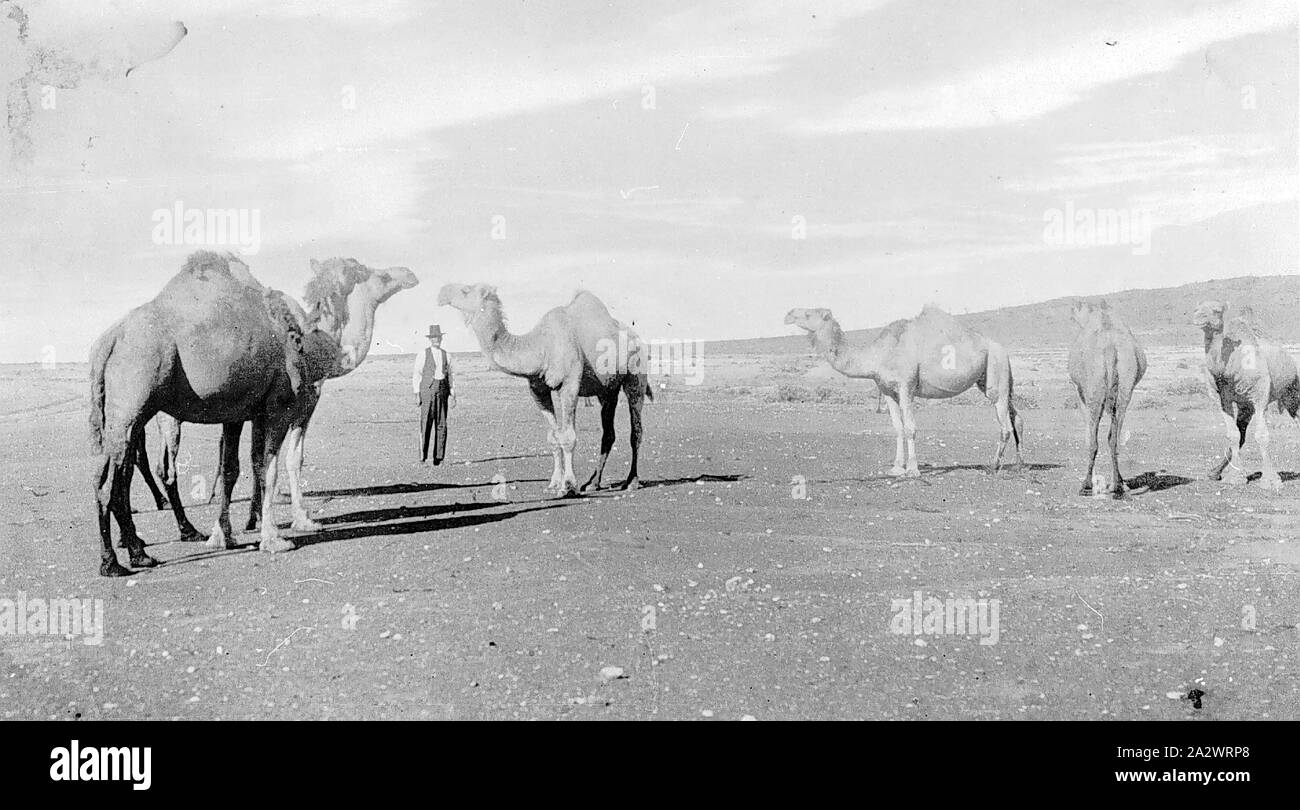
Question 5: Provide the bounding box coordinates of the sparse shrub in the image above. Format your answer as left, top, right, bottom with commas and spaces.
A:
771, 384, 814, 403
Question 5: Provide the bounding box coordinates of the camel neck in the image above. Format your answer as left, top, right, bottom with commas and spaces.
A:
466, 302, 534, 375
1202, 326, 1221, 357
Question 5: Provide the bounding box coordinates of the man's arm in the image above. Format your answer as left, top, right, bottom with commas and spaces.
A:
445, 351, 453, 396
412, 350, 424, 396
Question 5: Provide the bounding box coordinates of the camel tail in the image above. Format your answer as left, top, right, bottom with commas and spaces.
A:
88, 321, 122, 454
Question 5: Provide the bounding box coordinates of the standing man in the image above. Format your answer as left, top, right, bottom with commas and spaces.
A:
412, 325, 454, 464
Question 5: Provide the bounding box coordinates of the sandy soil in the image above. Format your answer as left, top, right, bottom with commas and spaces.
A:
1, 349, 1297, 720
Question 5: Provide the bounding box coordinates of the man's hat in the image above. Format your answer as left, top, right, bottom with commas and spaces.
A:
425, 324, 443, 338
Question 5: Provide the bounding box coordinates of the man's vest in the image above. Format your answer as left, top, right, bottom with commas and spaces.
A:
421, 347, 447, 389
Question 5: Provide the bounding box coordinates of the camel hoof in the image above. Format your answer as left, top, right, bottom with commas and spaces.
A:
129, 553, 159, 569
178, 527, 207, 543
616, 478, 641, 491
1078, 485, 1093, 496
100, 559, 134, 577
260, 536, 295, 554
903, 469, 921, 479
579, 481, 599, 493
205, 526, 231, 550
888, 466, 908, 477
559, 487, 583, 500
1223, 472, 1248, 486
291, 516, 322, 532
245, 517, 260, 532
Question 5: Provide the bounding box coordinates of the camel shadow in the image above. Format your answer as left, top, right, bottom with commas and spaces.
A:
464, 453, 551, 465
292, 501, 572, 548
922, 462, 1063, 476
158, 501, 573, 567
303, 479, 545, 498
1246, 471, 1300, 483
311, 500, 502, 526
637, 474, 749, 489
1125, 471, 1195, 494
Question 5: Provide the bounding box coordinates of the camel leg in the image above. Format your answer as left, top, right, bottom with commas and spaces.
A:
883, 395, 907, 476
93, 452, 131, 576
259, 412, 297, 553
246, 418, 266, 531
205, 422, 243, 550
1079, 398, 1104, 496
530, 379, 564, 493
1106, 398, 1124, 498
133, 430, 169, 511
1255, 396, 1281, 490
207, 432, 224, 504
1210, 394, 1250, 483
157, 415, 205, 542
280, 391, 317, 506
115, 424, 159, 569
1107, 384, 1138, 494
94, 424, 146, 576
552, 385, 581, 496
284, 425, 320, 530
897, 385, 921, 478
618, 380, 644, 491
581, 391, 618, 492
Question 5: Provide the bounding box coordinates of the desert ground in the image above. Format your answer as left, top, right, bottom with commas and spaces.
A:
1, 343, 1298, 720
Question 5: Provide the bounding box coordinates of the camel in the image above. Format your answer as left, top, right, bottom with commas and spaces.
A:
437, 284, 652, 495
1194, 300, 1299, 490
784, 304, 1023, 476
89, 251, 417, 576
1067, 300, 1147, 497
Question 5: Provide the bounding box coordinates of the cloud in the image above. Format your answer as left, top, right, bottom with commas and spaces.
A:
800, 0, 1298, 132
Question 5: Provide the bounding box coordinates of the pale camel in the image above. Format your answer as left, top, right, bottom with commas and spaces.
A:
784, 304, 1023, 476
437, 284, 652, 495
90, 252, 417, 576
1067, 300, 1147, 497
1194, 300, 1299, 490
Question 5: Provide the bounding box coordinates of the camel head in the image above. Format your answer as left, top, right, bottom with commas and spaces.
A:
438, 283, 499, 317
1070, 299, 1109, 328
305, 258, 418, 320
784, 307, 834, 332
303, 258, 418, 373
1192, 300, 1227, 332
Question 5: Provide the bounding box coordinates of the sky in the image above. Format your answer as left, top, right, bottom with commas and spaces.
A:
1, 0, 1296, 362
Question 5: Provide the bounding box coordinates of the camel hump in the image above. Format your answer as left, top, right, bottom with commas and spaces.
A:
567, 290, 614, 318
913, 302, 977, 345
178, 250, 247, 281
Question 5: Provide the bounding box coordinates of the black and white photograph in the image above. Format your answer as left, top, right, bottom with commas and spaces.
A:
0, 0, 1297, 765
